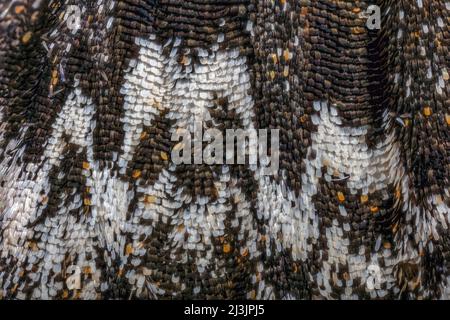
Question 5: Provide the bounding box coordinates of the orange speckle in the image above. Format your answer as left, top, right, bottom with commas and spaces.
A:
14, 5, 26, 14
82, 161, 90, 170
337, 192, 345, 203
370, 206, 379, 214
445, 114, 450, 125
343, 272, 350, 281
395, 187, 401, 199
83, 266, 92, 274
132, 169, 141, 179
62, 290, 69, 299
140, 131, 148, 140
180, 55, 189, 65
283, 48, 290, 61
360, 194, 369, 203
299, 114, 308, 123
125, 243, 134, 256
160, 151, 168, 161
383, 241, 392, 249
177, 224, 185, 233
241, 248, 249, 257
223, 243, 231, 254
300, 7, 308, 16
250, 290, 257, 299
423, 106, 432, 117
117, 268, 124, 277
21, 31, 33, 44
353, 7, 361, 14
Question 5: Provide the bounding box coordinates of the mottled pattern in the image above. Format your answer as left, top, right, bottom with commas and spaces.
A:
0, 0, 449, 300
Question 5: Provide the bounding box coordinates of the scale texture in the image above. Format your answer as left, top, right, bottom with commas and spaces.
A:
0, 0, 449, 299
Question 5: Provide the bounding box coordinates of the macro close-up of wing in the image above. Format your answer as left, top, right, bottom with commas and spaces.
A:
0, 0, 449, 300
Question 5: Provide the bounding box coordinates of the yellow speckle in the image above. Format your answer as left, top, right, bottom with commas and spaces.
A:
144, 195, 157, 204
271, 53, 278, 64
160, 151, 168, 161
62, 290, 69, 299
445, 114, 450, 126
370, 206, 379, 214
132, 169, 141, 179
404, 118, 410, 127
299, 114, 308, 123
392, 222, 399, 233
21, 31, 33, 44
250, 289, 257, 299
177, 224, 185, 233
223, 243, 231, 254
443, 69, 449, 81
283, 66, 289, 77
337, 192, 345, 203
83, 198, 91, 206
29, 241, 38, 252
423, 106, 432, 117
269, 70, 276, 80
351, 27, 365, 35
82, 161, 90, 170
125, 243, 134, 256
51, 69, 58, 86
360, 194, 369, 203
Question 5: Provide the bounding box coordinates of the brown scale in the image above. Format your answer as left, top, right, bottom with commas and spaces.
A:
89, 0, 153, 168
310, 174, 396, 298
381, 0, 450, 298
152, 0, 251, 49
0, 0, 58, 165
250, 0, 312, 197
